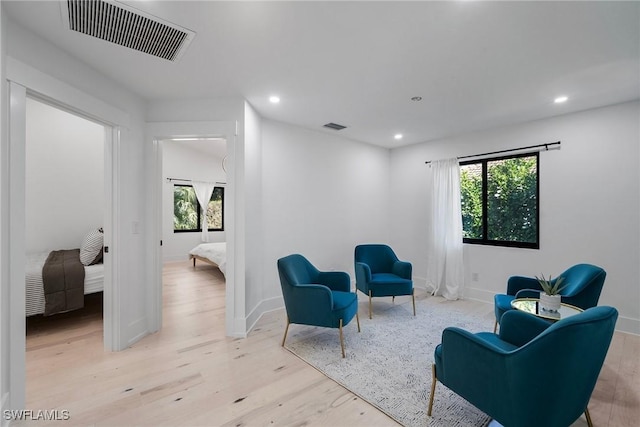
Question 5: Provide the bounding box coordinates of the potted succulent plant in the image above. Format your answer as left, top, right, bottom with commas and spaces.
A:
535, 274, 566, 313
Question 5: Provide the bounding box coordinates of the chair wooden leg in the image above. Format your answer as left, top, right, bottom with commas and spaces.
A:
368, 290, 373, 319
428, 363, 437, 416
412, 289, 416, 316
356, 311, 361, 332
281, 317, 290, 347
585, 407, 593, 427
493, 320, 498, 334
339, 319, 345, 358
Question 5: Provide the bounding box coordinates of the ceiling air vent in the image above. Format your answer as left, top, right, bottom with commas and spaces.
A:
323, 122, 347, 131
64, 0, 195, 61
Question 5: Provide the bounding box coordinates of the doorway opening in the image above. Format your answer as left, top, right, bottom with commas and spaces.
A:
160, 137, 228, 328
23, 96, 110, 401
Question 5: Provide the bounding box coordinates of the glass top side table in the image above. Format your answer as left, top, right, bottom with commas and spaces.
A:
510, 298, 583, 322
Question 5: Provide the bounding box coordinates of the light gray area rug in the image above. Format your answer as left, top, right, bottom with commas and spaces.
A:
284, 296, 494, 427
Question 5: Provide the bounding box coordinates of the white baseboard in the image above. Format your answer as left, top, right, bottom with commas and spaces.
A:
245, 295, 284, 334
616, 316, 640, 336
126, 317, 150, 348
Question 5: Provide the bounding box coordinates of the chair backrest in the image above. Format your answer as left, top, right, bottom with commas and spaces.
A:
508, 306, 617, 426
355, 244, 398, 274
558, 263, 606, 309
277, 254, 320, 289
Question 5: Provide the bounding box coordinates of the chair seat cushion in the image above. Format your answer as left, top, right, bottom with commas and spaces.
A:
331, 290, 358, 327
368, 273, 413, 297
494, 294, 515, 324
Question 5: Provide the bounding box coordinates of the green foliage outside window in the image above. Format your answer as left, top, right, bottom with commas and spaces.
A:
460, 164, 483, 239
460, 153, 538, 247
174, 186, 198, 230
206, 187, 224, 230
174, 185, 224, 232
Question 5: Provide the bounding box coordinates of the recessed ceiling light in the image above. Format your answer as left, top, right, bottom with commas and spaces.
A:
554, 96, 568, 104
269, 95, 280, 104
394, 134, 403, 140
411, 96, 422, 101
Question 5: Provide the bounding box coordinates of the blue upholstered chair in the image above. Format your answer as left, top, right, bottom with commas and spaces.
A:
277, 254, 360, 358
494, 263, 606, 332
354, 244, 415, 319
429, 306, 618, 427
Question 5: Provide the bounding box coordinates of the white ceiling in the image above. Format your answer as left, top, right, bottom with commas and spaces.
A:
4, 1, 639, 148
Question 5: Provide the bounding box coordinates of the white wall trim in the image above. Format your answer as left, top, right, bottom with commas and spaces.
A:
246, 295, 285, 335
5, 72, 127, 410
145, 121, 241, 337
6, 57, 130, 129
126, 318, 149, 347
8, 82, 26, 411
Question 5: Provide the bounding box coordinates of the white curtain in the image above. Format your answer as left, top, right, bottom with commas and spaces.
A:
192, 181, 215, 242
426, 158, 464, 300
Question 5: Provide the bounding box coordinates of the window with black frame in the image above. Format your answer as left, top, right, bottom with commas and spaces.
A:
173, 184, 224, 232
460, 152, 539, 249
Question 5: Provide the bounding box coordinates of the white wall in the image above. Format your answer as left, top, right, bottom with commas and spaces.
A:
25, 98, 104, 253
390, 101, 640, 334
162, 140, 226, 261
260, 119, 392, 303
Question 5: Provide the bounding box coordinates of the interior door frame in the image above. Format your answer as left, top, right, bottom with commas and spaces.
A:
146, 121, 237, 336
5, 58, 127, 409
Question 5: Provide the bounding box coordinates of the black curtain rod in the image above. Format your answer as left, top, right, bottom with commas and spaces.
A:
424, 141, 561, 164
166, 177, 226, 185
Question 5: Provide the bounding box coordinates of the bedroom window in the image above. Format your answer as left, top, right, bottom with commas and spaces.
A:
173, 184, 224, 232
460, 152, 539, 249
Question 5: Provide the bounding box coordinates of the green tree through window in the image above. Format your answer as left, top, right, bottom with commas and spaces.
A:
460, 153, 538, 248
173, 184, 224, 232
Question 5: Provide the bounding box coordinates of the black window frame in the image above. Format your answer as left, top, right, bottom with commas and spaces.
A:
460, 151, 539, 249
173, 184, 225, 233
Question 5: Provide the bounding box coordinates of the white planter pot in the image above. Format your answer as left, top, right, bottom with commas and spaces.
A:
539, 293, 561, 313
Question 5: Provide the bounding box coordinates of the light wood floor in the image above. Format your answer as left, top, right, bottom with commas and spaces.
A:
22, 261, 639, 426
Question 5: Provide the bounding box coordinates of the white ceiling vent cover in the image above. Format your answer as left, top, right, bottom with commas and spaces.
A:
64, 0, 195, 61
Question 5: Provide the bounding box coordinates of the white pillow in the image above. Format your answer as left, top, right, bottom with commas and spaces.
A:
80, 228, 104, 266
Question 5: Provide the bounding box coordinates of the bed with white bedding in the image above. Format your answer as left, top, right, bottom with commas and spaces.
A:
25, 251, 104, 316
189, 242, 226, 276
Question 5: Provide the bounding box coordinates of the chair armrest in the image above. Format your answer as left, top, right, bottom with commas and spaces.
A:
392, 261, 412, 280
498, 309, 552, 347
317, 271, 351, 292
507, 276, 542, 296
514, 288, 541, 299
355, 262, 371, 286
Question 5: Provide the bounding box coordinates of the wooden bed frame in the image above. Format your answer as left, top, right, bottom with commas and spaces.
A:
190, 254, 219, 268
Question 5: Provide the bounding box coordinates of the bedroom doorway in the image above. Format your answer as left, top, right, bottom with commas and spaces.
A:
24, 97, 107, 319
23, 96, 109, 401
146, 120, 236, 338
5, 79, 121, 410
161, 137, 228, 337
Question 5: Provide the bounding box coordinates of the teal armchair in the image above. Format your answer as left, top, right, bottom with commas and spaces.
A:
494, 263, 606, 332
278, 254, 360, 358
429, 306, 618, 427
354, 244, 415, 319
